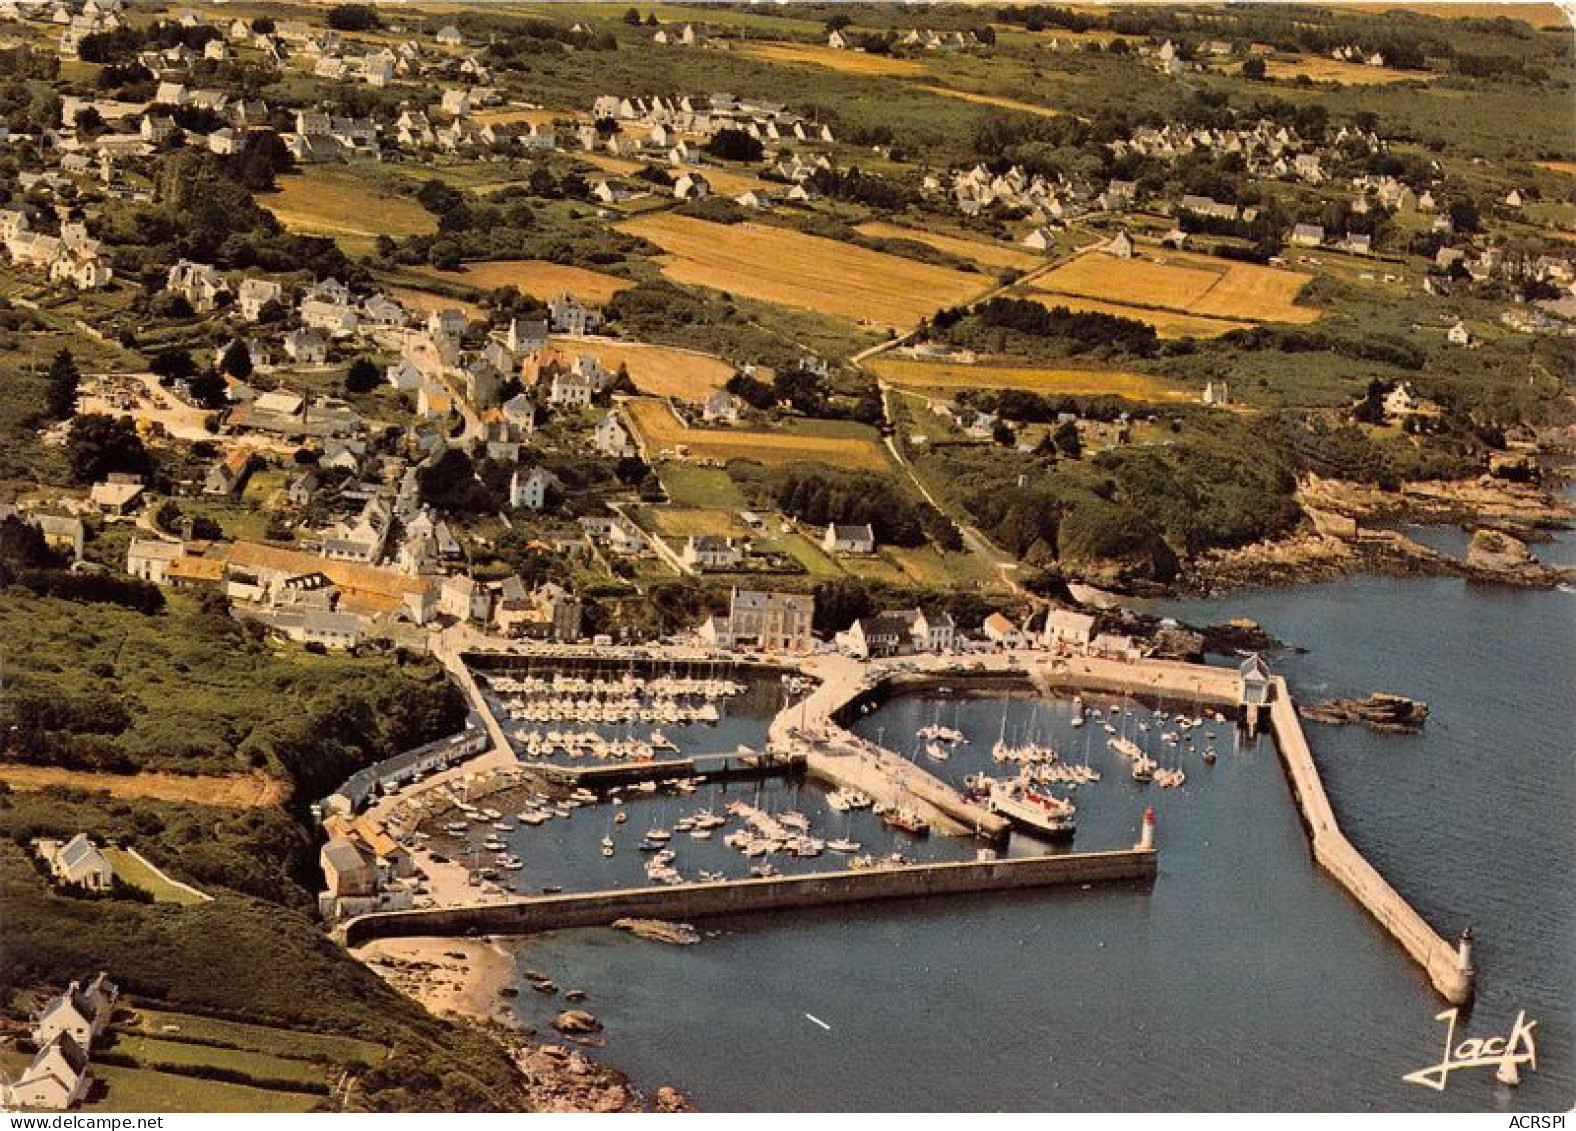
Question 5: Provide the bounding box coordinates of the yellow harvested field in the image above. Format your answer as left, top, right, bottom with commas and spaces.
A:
387, 286, 486, 323
739, 42, 928, 76
578, 152, 646, 177
1348, 2, 1566, 23
913, 84, 1060, 118
1031, 249, 1317, 327
856, 221, 1041, 272
1264, 56, 1430, 85
627, 399, 890, 471
622, 214, 985, 328
408, 260, 632, 304
1026, 294, 1249, 338
649, 508, 748, 539
263, 170, 434, 254
1536, 160, 1576, 178
470, 106, 563, 127
870, 357, 1193, 401
0, 763, 287, 807
561, 339, 735, 399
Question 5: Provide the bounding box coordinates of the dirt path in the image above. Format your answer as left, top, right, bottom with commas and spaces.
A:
0, 763, 288, 807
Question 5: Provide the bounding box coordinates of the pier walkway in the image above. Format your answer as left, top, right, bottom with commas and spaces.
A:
340, 847, 1158, 946
1265, 678, 1473, 1004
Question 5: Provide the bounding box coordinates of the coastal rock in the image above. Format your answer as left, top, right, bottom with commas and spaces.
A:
653, 1086, 694, 1113
1300, 693, 1428, 733
553, 1010, 603, 1035
611, 918, 701, 945
1463, 527, 1571, 587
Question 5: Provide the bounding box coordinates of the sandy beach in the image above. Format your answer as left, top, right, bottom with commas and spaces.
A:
356, 936, 518, 1025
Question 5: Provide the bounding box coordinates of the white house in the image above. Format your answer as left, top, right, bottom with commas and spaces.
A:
237, 277, 283, 321
982, 611, 1025, 649
702, 389, 740, 423
5, 1034, 90, 1110
593, 411, 635, 457
509, 466, 556, 510
681, 534, 742, 571
37, 833, 115, 890
822, 523, 875, 554
31, 974, 117, 1051
1043, 608, 1096, 651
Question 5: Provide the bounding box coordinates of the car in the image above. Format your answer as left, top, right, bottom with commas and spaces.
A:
429, 852, 450, 864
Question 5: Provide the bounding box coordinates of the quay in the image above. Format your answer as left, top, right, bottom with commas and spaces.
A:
339, 847, 1158, 946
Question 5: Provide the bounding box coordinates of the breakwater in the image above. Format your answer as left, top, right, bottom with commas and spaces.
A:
341, 848, 1157, 946
1264, 677, 1474, 1004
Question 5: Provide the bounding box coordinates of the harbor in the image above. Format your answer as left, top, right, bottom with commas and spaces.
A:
343, 635, 1479, 1014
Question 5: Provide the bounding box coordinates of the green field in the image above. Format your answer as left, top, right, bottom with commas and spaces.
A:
657, 464, 748, 509
110, 1034, 330, 1089
99, 848, 206, 906
90, 1063, 323, 1114
133, 1009, 388, 1068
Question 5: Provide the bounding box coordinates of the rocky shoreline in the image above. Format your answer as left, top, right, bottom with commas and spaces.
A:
356, 935, 693, 1112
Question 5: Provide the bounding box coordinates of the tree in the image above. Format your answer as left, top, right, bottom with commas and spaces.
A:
345, 357, 380, 395
66, 414, 150, 484
326, 4, 379, 32
825, 13, 852, 32
705, 128, 764, 163
188, 369, 228, 410
1053, 420, 1082, 459
219, 339, 252, 379
149, 347, 197, 385
623, 7, 642, 24
1242, 56, 1266, 80
44, 348, 80, 421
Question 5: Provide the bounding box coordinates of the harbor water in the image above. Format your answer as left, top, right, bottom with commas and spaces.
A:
498, 531, 1575, 1111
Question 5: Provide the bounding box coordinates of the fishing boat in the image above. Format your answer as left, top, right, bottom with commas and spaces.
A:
882, 805, 930, 837
924, 741, 950, 762
827, 837, 862, 853
987, 776, 1076, 841
600, 836, 615, 857
1201, 748, 1218, 766
613, 810, 629, 824
1131, 754, 1157, 783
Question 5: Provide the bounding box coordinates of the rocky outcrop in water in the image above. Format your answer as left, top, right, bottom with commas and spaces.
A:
612, 918, 701, 945
1464, 527, 1575, 588
1300, 694, 1428, 733
553, 1010, 603, 1035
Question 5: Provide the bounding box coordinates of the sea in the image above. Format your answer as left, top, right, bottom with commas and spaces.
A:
491, 515, 1575, 1112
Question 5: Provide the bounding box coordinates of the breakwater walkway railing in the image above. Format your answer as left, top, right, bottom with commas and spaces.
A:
1264, 677, 1474, 1004
339, 847, 1158, 946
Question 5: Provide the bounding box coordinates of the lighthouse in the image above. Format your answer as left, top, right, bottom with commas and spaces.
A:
1457, 927, 1476, 978
1136, 805, 1155, 851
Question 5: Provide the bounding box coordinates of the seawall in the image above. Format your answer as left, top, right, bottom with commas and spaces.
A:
342, 848, 1156, 946
1265, 677, 1473, 1004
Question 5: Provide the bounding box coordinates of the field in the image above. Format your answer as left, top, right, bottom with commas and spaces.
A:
869, 357, 1194, 401
559, 338, 735, 399
657, 463, 748, 508
627, 398, 891, 471
912, 84, 1061, 118
621, 214, 986, 328
88, 1063, 321, 1114
385, 285, 486, 322
1263, 56, 1433, 86
262, 169, 434, 256
0, 763, 287, 806
99, 847, 208, 905
406, 260, 633, 304
1536, 160, 1576, 178
1030, 249, 1318, 328
134, 1009, 388, 1067
738, 42, 929, 77
111, 1035, 329, 1089
855, 221, 1043, 272
647, 507, 749, 540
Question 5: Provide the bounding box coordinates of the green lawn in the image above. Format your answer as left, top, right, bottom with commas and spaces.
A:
109, 1034, 330, 1089
658, 463, 748, 509
100, 848, 206, 906
133, 1009, 388, 1068
90, 1063, 323, 1114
